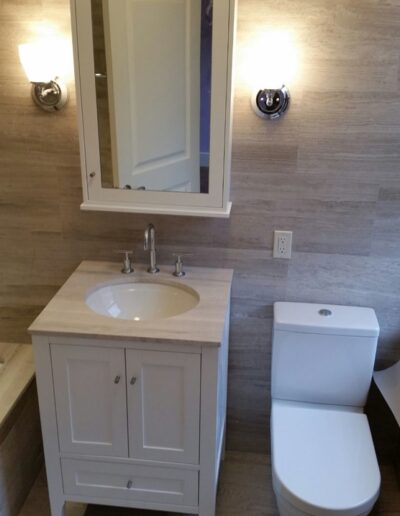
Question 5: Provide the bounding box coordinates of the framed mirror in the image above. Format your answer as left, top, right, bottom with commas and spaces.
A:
71, 0, 235, 217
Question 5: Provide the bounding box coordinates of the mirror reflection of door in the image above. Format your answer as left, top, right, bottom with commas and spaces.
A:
91, 0, 212, 194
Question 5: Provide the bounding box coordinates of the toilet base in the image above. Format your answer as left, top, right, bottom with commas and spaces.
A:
274, 489, 374, 516
275, 491, 312, 516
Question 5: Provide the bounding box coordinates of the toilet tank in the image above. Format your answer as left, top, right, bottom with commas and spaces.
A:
272, 302, 380, 407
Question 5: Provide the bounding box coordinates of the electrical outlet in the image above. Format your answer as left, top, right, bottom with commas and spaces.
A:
273, 230, 292, 259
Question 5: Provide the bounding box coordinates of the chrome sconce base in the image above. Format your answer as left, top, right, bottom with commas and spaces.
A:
251, 85, 290, 120
31, 78, 68, 112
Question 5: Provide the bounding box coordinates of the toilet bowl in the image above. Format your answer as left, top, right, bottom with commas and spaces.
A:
271, 400, 380, 516
271, 302, 381, 516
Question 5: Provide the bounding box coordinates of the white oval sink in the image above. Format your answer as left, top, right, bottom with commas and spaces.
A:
86, 281, 200, 321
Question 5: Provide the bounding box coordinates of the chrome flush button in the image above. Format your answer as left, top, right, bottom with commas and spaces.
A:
319, 308, 332, 317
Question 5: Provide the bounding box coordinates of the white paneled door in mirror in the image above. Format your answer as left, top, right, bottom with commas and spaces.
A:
105, 0, 201, 193
71, 0, 235, 217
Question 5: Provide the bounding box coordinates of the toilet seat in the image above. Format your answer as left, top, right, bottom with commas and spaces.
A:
271, 400, 380, 516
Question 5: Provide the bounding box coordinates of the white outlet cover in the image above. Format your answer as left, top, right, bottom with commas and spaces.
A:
273, 230, 292, 259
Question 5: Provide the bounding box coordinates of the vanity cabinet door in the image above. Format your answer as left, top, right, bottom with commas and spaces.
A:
51, 344, 128, 457
126, 350, 200, 464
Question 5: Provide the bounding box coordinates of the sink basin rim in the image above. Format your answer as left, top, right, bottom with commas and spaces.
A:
85, 278, 200, 322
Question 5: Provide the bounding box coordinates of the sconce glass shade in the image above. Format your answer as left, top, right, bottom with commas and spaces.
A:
240, 30, 299, 91
19, 43, 55, 83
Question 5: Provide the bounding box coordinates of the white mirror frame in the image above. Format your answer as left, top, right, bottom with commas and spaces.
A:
71, 0, 236, 218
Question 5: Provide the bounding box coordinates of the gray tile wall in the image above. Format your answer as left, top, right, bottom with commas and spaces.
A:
0, 0, 399, 453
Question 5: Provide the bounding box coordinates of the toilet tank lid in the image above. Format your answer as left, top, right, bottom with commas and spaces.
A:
274, 302, 380, 337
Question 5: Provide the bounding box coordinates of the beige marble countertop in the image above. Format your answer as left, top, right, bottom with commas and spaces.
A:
29, 261, 233, 346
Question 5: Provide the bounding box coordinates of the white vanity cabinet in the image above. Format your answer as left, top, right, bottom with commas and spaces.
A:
29, 261, 233, 516
33, 335, 228, 516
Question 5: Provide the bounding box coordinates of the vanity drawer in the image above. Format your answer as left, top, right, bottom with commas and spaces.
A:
61, 458, 199, 507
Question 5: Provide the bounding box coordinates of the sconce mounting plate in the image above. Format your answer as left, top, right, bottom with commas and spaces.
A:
31, 78, 68, 112
252, 85, 290, 120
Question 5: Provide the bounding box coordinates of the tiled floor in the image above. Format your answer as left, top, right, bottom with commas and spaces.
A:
19, 452, 400, 516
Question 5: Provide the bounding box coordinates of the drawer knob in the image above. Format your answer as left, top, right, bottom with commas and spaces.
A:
130, 376, 137, 385
114, 375, 121, 384
127, 480, 133, 489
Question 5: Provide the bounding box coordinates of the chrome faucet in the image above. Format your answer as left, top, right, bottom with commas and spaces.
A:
144, 224, 159, 274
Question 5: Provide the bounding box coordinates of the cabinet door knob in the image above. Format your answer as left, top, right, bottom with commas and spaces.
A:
127, 480, 133, 489
130, 376, 137, 385
114, 375, 121, 384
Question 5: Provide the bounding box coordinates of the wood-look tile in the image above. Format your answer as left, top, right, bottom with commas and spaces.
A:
18, 451, 400, 516
17, 469, 85, 516
231, 172, 380, 204
18, 453, 277, 516
0, 381, 42, 516
371, 198, 400, 258
230, 199, 376, 256
371, 461, 400, 515
1, 0, 400, 458
229, 315, 272, 351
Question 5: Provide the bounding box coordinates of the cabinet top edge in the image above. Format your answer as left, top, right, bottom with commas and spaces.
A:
29, 261, 233, 346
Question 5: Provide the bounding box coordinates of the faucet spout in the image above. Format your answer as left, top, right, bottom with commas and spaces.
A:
144, 224, 160, 274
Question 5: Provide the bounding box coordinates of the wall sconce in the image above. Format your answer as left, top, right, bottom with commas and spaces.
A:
252, 85, 290, 120
18, 39, 70, 112
241, 30, 298, 121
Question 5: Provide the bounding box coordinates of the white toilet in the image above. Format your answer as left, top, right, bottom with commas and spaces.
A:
271, 302, 381, 516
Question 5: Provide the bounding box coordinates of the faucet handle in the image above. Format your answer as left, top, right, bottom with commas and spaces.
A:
172, 253, 191, 277
116, 250, 134, 274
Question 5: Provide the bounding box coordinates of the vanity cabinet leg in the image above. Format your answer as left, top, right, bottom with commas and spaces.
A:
199, 495, 217, 516
48, 497, 66, 516
32, 339, 67, 516
199, 347, 219, 516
